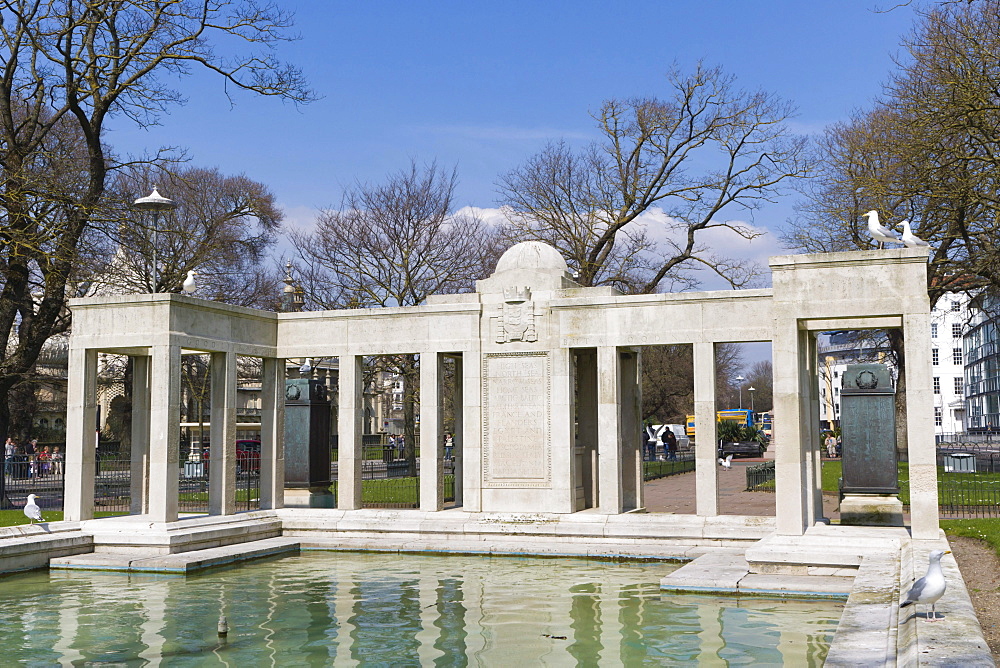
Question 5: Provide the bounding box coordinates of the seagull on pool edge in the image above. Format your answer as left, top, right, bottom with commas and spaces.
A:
23, 494, 42, 524
900, 549, 950, 620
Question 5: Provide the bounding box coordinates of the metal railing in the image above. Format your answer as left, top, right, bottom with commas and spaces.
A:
642, 454, 695, 481
745, 461, 776, 492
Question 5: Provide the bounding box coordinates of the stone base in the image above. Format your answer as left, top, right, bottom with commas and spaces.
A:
839, 494, 904, 527
284, 487, 336, 509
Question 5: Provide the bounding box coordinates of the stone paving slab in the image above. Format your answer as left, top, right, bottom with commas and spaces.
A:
49, 537, 299, 574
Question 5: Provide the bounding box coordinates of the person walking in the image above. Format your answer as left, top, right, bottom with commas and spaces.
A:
825, 433, 838, 458
24, 438, 36, 478
664, 429, 678, 461
3, 438, 13, 477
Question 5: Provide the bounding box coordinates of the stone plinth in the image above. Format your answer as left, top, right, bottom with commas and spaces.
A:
839, 494, 904, 527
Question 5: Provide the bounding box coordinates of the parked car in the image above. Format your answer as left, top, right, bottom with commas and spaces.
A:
201, 440, 261, 472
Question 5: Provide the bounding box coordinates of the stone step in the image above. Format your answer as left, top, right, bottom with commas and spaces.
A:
50, 536, 299, 574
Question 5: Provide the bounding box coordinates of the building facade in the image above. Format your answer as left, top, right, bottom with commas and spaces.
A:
964, 293, 1000, 432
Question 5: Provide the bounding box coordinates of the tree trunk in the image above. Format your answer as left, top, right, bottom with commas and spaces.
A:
888, 329, 908, 460
402, 355, 419, 477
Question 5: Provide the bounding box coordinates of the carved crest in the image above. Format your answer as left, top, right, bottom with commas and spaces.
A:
496, 286, 536, 343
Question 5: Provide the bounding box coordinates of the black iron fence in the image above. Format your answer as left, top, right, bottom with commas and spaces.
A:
643, 454, 695, 481
745, 461, 776, 491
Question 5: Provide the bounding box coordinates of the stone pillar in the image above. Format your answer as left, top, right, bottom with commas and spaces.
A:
337, 354, 363, 510
576, 350, 598, 511
259, 357, 285, 509
693, 342, 718, 517
64, 347, 98, 521
461, 350, 482, 512
451, 354, 464, 506
420, 352, 444, 511
620, 350, 642, 511
805, 332, 824, 523
209, 351, 237, 515
904, 313, 940, 539
773, 324, 811, 535
148, 343, 181, 523
597, 345, 623, 513
129, 355, 151, 515
551, 347, 576, 513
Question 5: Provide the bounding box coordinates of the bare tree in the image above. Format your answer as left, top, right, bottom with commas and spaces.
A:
783, 2, 1000, 450
641, 342, 745, 424
498, 64, 810, 294
292, 161, 503, 474
0, 0, 312, 438
97, 165, 283, 307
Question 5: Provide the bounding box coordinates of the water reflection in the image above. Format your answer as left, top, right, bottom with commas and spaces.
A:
0, 553, 841, 665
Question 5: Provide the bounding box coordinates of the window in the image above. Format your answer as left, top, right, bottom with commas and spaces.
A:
934, 377, 940, 394
935, 407, 943, 426
933, 349, 939, 365
953, 323, 962, 338
955, 377, 964, 395
931, 323, 938, 338
952, 301, 961, 312
953, 348, 963, 365
835, 403, 840, 413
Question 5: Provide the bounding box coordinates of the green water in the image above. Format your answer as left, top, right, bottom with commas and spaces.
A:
0, 552, 841, 666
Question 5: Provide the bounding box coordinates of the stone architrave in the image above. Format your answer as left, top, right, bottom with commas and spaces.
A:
482, 352, 551, 488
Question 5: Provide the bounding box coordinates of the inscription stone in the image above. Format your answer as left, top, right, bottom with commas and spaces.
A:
483, 352, 551, 487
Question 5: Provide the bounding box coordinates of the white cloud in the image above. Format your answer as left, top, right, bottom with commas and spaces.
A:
279, 204, 322, 233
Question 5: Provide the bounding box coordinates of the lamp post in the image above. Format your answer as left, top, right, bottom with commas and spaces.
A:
736, 375, 745, 409
133, 187, 176, 293
748, 386, 756, 413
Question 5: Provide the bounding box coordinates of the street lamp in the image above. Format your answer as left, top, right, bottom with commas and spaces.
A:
748, 386, 756, 412
736, 375, 745, 409
133, 187, 176, 293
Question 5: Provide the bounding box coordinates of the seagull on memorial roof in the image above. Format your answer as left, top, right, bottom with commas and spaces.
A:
900, 549, 950, 621
182, 270, 197, 294
863, 210, 903, 249
897, 220, 931, 249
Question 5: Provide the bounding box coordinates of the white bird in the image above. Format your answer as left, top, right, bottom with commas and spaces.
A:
718, 454, 733, 470
863, 210, 902, 248
299, 358, 313, 375
897, 220, 930, 248
900, 549, 950, 620
182, 270, 197, 294
23, 494, 42, 524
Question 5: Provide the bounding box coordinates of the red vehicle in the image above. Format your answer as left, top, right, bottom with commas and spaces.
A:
201, 440, 261, 472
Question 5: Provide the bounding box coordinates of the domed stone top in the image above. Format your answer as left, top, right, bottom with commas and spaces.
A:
494, 241, 568, 274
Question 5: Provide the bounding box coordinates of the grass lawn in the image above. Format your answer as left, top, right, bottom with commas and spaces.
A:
0, 510, 126, 527
331, 475, 455, 505
941, 518, 1000, 559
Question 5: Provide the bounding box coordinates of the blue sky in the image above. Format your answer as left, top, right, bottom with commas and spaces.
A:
108, 1, 919, 277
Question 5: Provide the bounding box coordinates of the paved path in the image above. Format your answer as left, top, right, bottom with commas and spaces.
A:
643, 459, 841, 519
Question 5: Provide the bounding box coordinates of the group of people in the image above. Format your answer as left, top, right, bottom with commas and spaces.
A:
645, 428, 679, 461
3, 438, 63, 478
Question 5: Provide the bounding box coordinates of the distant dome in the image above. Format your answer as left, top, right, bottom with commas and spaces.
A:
494, 241, 568, 274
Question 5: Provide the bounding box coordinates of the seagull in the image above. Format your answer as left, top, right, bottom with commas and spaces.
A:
897, 220, 930, 248
900, 549, 950, 620
718, 454, 733, 470
23, 494, 42, 524
182, 270, 197, 294
299, 358, 313, 376
863, 210, 902, 249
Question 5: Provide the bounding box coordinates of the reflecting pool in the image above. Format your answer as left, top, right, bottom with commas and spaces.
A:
0, 552, 842, 665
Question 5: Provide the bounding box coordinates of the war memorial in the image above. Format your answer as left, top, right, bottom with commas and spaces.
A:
0, 242, 992, 664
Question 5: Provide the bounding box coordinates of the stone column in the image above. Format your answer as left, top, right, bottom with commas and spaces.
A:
904, 312, 940, 539
337, 354, 363, 509
596, 345, 623, 513
773, 323, 810, 535
148, 343, 181, 523
451, 354, 464, 506
64, 347, 98, 522
805, 332, 824, 522
259, 357, 285, 509
129, 355, 151, 515
693, 342, 718, 517
461, 350, 482, 512
576, 350, 598, 511
209, 351, 237, 515
620, 350, 642, 511
419, 352, 444, 511
551, 347, 576, 513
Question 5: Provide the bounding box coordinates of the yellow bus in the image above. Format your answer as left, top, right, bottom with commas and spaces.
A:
685, 409, 755, 440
